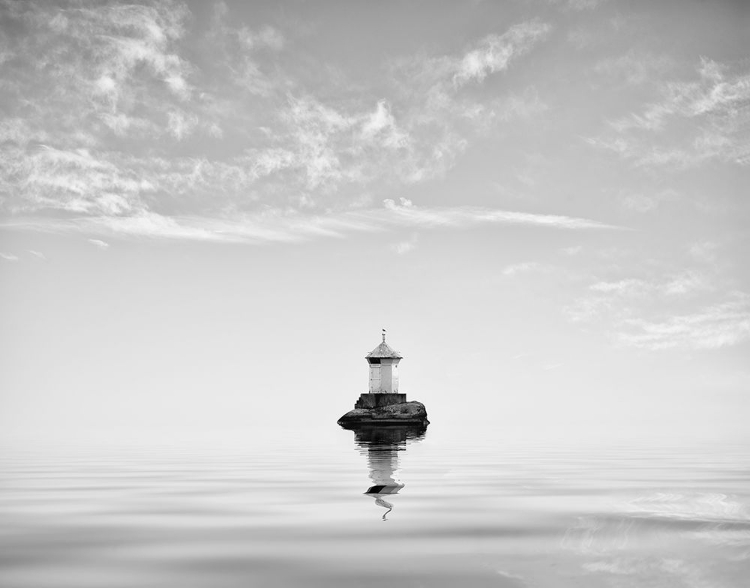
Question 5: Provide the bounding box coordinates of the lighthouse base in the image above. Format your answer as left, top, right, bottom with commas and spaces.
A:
354, 393, 406, 409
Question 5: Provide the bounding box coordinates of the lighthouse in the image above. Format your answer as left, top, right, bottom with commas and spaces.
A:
366, 329, 402, 394
337, 330, 429, 426
350, 330, 408, 410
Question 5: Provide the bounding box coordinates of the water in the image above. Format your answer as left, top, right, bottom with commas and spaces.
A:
1, 424, 749, 587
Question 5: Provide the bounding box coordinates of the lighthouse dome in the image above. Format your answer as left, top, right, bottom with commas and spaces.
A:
366, 341, 403, 359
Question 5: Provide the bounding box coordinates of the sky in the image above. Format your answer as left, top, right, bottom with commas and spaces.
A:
1, 0, 749, 446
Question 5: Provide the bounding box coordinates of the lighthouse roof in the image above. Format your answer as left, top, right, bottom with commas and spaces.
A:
366, 341, 403, 359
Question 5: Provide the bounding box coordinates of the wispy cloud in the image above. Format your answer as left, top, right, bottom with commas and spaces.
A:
568, 264, 750, 350
586, 58, 750, 168
548, 0, 609, 11
207, 2, 286, 97
279, 94, 416, 190
6, 145, 152, 216
452, 21, 552, 87
0, 252, 19, 261
589, 278, 647, 295
391, 233, 418, 255
613, 58, 749, 133
0, 0, 203, 142
689, 241, 719, 264
502, 262, 542, 276
88, 239, 110, 249
384, 21, 551, 182
619, 189, 678, 213
588, 272, 712, 299
662, 272, 711, 296
594, 50, 674, 86
617, 295, 750, 350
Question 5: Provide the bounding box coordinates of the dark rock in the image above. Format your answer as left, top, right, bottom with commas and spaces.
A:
354, 392, 406, 409
337, 401, 430, 428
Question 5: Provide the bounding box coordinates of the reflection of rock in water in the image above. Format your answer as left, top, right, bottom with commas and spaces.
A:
351, 425, 426, 520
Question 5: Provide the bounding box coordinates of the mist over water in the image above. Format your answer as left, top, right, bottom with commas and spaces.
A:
2, 423, 748, 588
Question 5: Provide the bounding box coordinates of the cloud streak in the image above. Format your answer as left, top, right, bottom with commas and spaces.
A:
2, 202, 618, 245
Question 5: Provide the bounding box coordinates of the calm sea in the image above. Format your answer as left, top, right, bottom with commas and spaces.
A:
1, 423, 748, 587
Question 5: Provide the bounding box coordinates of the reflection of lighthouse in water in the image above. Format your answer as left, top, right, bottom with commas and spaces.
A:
353, 425, 426, 520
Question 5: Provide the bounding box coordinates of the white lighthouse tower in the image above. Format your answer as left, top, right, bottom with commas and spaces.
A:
366, 329, 402, 394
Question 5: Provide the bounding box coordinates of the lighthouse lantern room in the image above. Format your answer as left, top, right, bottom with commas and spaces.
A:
366, 329, 403, 394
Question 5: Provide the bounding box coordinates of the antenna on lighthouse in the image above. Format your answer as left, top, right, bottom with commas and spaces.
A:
382, 328, 386, 343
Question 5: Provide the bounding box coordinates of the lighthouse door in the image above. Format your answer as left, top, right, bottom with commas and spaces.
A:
369, 365, 381, 393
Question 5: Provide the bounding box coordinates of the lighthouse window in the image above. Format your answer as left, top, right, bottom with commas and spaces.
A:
368, 358, 381, 364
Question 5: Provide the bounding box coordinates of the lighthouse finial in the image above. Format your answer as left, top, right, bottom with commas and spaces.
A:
382, 328, 386, 343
